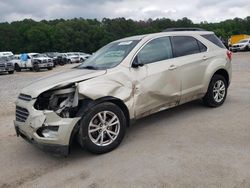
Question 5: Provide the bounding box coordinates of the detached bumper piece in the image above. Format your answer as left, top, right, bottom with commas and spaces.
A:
15, 125, 69, 156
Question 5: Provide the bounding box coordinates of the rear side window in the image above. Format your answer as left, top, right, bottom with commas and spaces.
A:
137, 36, 173, 65
201, 34, 226, 48
197, 40, 207, 52
171, 36, 200, 57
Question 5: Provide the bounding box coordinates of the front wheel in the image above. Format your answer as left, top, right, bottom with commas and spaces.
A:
8, 70, 14, 74
78, 102, 126, 154
48, 67, 53, 70
203, 74, 228, 107
33, 63, 40, 72
14, 64, 21, 72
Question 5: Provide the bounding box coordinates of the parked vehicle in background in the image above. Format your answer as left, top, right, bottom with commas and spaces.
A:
14, 29, 232, 155
228, 34, 250, 48
14, 53, 54, 72
57, 53, 68, 65
10, 54, 21, 65
0, 56, 14, 74
0, 51, 14, 58
66, 52, 80, 63
44, 52, 65, 66
76, 52, 91, 62
230, 38, 250, 52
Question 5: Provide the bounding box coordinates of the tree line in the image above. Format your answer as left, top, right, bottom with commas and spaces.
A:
0, 17, 249, 54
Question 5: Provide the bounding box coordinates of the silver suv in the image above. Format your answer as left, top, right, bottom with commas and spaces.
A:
14, 30, 232, 155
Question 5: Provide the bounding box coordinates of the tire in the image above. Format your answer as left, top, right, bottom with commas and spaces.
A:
8, 70, 14, 74
78, 102, 127, 154
245, 46, 250, 51
203, 74, 228, 107
33, 63, 40, 72
59, 62, 65, 66
14, 64, 21, 72
48, 67, 53, 70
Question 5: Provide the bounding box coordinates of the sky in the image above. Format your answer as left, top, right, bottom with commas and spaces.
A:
0, 0, 249, 23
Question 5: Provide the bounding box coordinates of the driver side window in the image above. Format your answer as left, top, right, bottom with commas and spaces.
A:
137, 36, 173, 65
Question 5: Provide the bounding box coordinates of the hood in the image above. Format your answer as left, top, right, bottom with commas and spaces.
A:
21, 68, 107, 98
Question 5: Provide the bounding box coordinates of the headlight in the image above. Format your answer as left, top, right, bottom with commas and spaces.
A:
34, 84, 78, 118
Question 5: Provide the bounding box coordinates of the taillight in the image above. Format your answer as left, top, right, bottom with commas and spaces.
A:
227, 50, 232, 61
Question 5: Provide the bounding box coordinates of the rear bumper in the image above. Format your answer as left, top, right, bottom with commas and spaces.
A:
15, 124, 69, 156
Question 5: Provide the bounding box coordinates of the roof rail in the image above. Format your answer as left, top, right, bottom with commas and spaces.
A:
163, 28, 206, 32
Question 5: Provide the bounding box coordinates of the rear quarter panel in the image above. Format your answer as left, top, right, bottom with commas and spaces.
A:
202, 49, 232, 93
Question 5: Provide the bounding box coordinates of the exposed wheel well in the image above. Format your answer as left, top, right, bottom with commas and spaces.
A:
213, 69, 229, 86
75, 97, 130, 126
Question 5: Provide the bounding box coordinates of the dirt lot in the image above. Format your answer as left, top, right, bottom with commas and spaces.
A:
0, 53, 250, 188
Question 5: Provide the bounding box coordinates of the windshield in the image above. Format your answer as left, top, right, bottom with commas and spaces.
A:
0, 56, 7, 61
47, 52, 59, 57
238, 39, 249, 43
67, 53, 78, 56
0, 56, 11, 61
78, 40, 139, 70
32, 54, 47, 58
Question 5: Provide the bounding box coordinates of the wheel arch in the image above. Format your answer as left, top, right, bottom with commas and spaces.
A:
68, 96, 130, 150
77, 96, 130, 126
212, 69, 229, 86
204, 66, 230, 94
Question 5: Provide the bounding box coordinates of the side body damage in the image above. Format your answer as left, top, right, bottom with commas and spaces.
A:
14, 31, 232, 155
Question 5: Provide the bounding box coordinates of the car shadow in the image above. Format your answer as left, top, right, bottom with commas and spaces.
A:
68, 99, 208, 159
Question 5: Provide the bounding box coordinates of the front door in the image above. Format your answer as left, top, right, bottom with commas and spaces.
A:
132, 36, 181, 118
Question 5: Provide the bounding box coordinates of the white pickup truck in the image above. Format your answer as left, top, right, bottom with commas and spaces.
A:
14, 53, 54, 72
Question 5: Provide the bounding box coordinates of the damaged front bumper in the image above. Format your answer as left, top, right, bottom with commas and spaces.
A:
14, 98, 80, 155
14, 125, 69, 156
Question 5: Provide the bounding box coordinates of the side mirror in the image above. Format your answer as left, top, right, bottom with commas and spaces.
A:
132, 56, 144, 68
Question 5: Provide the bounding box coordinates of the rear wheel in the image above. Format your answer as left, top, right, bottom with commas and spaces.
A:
78, 102, 126, 154
59, 61, 65, 66
203, 74, 228, 107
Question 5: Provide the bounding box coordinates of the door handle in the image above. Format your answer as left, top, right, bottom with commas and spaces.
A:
169, 64, 178, 70
202, 56, 208, 61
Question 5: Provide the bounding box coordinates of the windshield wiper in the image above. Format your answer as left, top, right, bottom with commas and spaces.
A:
80, 65, 98, 70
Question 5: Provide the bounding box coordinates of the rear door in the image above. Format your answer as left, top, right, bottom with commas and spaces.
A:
171, 36, 208, 104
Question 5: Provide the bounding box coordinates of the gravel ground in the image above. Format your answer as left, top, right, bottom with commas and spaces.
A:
0, 53, 249, 188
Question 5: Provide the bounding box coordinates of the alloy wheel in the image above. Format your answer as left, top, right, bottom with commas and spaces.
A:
213, 80, 226, 103
88, 111, 120, 146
